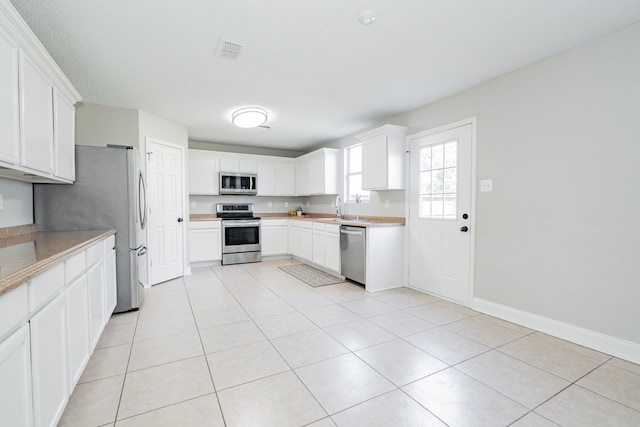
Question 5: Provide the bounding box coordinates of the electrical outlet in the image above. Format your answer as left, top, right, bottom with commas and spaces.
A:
190, 201, 196, 209
284, 202, 289, 208
330, 201, 335, 208
306, 202, 310, 208
384, 200, 389, 208
268, 201, 273, 208
0, 193, 3, 211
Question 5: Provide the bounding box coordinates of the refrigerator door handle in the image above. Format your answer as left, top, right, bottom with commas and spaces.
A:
139, 172, 147, 230
138, 246, 147, 256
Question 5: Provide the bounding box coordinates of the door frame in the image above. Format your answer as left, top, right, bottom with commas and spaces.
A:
144, 137, 188, 285
404, 117, 478, 306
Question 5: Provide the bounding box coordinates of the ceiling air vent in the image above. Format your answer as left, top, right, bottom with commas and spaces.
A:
217, 40, 243, 60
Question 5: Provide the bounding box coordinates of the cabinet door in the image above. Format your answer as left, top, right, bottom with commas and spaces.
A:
324, 232, 341, 274
288, 224, 301, 257
0, 29, 20, 164
31, 294, 68, 427
300, 228, 313, 261
362, 135, 388, 190
188, 152, 219, 194
104, 248, 117, 316
257, 159, 277, 196
262, 225, 288, 256
189, 228, 222, 263
20, 53, 54, 175
0, 325, 33, 427
53, 89, 75, 181
307, 154, 324, 195
276, 161, 296, 196
87, 260, 105, 349
312, 230, 325, 266
65, 275, 89, 390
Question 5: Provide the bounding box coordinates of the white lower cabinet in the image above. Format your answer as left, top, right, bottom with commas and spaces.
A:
288, 220, 301, 258
261, 219, 289, 256
324, 224, 341, 274
30, 294, 68, 427
87, 260, 105, 349
300, 222, 313, 261
312, 222, 325, 266
65, 275, 90, 390
0, 324, 32, 427
0, 233, 116, 427
104, 238, 117, 315
189, 221, 222, 264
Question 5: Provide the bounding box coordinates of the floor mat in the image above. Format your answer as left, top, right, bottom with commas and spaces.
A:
278, 264, 344, 287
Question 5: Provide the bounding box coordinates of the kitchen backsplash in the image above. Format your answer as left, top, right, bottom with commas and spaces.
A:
189, 190, 406, 217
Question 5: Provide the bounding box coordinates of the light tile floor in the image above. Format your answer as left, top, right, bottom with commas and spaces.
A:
59, 260, 640, 427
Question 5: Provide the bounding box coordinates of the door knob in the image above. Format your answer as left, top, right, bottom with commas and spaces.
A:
460, 226, 468, 232
177, 217, 184, 223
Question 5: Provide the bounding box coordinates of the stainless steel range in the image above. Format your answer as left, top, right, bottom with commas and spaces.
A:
217, 203, 261, 265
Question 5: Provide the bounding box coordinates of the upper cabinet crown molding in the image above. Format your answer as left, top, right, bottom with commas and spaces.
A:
0, 0, 80, 104
357, 124, 407, 191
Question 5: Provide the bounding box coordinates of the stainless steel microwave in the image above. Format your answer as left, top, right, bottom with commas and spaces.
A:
219, 172, 258, 195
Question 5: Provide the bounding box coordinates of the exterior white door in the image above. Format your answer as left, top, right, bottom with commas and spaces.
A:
147, 139, 185, 285
408, 122, 474, 305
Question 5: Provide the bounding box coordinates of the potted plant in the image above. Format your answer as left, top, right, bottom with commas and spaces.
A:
295, 206, 303, 216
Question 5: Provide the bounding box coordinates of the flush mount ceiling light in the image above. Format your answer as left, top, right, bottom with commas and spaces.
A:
358, 9, 377, 25
231, 107, 268, 128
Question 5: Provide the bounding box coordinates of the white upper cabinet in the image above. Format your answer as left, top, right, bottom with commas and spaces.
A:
0, 26, 19, 165
53, 89, 76, 181
188, 149, 220, 195
220, 155, 257, 173
296, 148, 340, 196
257, 157, 296, 196
0, 1, 81, 183
20, 52, 53, 175
357, 125, 407, 190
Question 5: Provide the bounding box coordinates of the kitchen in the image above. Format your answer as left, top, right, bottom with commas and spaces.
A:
1, 1, 640, 426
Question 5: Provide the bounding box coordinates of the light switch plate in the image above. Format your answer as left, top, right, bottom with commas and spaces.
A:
480, 179, 493, 192
284, 202, 289, 208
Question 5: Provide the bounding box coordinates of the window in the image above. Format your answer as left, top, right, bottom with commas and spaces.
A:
345, 144, 370, 202
419, 140, 457, 219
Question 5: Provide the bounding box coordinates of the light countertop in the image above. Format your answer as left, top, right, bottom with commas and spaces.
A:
190, 212, 405, 227
0, 225, 116, 297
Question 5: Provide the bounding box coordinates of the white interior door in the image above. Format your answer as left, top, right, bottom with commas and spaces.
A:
147, 139, 184, 285
409, 122, 473, 305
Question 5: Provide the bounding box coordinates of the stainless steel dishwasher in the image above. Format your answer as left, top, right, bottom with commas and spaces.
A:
340, 225, 366, 284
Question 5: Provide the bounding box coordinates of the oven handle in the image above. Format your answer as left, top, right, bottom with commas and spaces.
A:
222, 220, 262, 227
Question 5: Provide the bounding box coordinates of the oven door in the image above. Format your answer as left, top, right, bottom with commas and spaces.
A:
222, 219, 261, 254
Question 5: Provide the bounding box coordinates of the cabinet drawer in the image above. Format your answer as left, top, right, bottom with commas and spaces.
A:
28, 263, 64, 312
86, 241, 104, 267
312, 222, 326, 231
64, 251, 86, 284
190, 220, 221, 230
289, 220, 301, 228
325, 224, 340, 234
301, 221, 313, 230
0, 285, 29, 340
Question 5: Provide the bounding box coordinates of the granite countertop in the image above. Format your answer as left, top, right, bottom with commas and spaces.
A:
189, 213, 405, 227
0, 224, 116, 297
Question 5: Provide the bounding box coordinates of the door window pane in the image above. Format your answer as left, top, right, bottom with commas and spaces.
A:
418, 141, 458, 219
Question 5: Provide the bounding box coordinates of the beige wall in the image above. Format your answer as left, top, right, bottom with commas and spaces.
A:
75, 103, 139, 147
322, 23, 640, 349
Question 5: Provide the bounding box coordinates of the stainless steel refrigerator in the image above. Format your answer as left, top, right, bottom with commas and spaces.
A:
33, 145, 147, 312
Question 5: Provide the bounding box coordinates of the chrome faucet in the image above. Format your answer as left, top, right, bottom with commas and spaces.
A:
335, 195, 342, 218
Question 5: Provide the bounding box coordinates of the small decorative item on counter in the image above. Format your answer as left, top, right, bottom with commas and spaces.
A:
289, 210, 297, 216
295, 206, 303, 216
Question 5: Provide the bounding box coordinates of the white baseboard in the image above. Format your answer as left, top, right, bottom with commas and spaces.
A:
472, 298, 640, 365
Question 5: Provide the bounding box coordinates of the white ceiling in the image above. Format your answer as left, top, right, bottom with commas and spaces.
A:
10, 0, 640, 151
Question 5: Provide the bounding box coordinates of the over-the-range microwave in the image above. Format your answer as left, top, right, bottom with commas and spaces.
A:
219, 172, 258, 195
